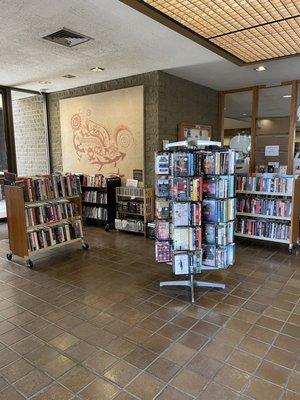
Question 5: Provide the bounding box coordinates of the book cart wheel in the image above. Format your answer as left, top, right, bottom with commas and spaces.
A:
105, 224, 110, 232
6, 253, 12, 261
26, 259, 34, 269
82, 242, 89, 250
288, 244, 293, 255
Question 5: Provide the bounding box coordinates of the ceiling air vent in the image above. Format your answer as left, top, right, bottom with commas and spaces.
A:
43, 28, 93, 48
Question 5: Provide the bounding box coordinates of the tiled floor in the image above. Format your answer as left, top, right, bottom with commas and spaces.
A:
0, 224, 299, 399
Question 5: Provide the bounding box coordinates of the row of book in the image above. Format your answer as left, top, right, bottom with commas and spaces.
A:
203, 244, 235, 269
117, 201, 144, 215
82, 174, 107, 188
83, 206, 108, 221
25, 200, 79, 227
156, 150, 235, 176
173, 251, 202, 275
83, 191, 107, 204
203, 176, 235, 199
115, 218, 145, 233
28, 220, 83, 252
236, 175, 294, 195
236, 197, 292, 218
117, 186, 144, 198
18, 174, 81, 202
236, 218, 290, 241
155, 241, 235, 269
203, 199, 235, 223
173, 202, 201, 226
204, 222, 234, 246
156, 177, 203, 200
156, 221, 202, 250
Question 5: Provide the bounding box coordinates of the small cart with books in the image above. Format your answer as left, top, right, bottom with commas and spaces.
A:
5, 173, 89, 269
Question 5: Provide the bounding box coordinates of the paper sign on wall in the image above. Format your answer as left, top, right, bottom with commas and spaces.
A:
265, 145, 279, 156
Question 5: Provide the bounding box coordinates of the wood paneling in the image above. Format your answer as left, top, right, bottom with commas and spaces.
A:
4, 186, 28, 258
287, 80, 298, 173
250, 87, 258, 173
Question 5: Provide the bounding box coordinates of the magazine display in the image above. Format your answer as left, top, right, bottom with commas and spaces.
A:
155, 149, 236, 272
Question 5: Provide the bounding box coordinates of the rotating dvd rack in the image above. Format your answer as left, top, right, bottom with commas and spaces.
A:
155, 140, 236, 302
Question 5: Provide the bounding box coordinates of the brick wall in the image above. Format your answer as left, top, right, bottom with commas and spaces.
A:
12, 95, 49, 176
47, 71, 219, 186
158, 71, 219, 144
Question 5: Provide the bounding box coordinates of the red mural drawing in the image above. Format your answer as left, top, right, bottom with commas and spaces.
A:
71, 112, 134, 173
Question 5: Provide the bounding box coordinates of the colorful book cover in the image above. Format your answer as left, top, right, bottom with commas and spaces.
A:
173, 252, 190, 275
155, 241, 172, 263
156, 221, 170, 240
170, 178, 189, 200
202, 244, 216, 267
190, 251, 202, 274
202, 199, 218, 222
155, 153, 169, 175
174, 152, 190, 176
203, 178, 217, 198
204, 223, 216, 244
156, 177, 169, 197
173, 227, 189, 250
156, 200, 170, 219
173, 202, 190, 226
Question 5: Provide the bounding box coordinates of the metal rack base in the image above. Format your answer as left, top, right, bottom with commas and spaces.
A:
160, 275, 225, 303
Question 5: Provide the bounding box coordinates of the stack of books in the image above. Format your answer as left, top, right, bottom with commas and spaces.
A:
83, 206, 108, 221
28, 220, 83, 252
82, 174, 106, 187
17, 173, 81, 202
237, 197, 292, 218
117, 201, 144, 215
83, 191, 107, 204
236, 218, 290, 241
25, 199, 78, 227
237, 175, 294, 194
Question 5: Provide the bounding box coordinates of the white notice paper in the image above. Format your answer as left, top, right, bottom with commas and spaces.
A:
265, 145, 279, 156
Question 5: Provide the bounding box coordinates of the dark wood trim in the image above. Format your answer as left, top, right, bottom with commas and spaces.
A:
0, 85, 41, 95
218, 92, 225, 143
1, 89, 17, 173
119, 0, 244, 66
250, 87, 258, 173
221, 86, 259, 94
287, 80, 298, 174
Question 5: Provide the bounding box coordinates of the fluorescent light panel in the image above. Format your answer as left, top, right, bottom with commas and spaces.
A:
143, 0, 300, 63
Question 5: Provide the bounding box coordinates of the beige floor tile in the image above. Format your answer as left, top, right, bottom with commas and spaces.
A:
170, 368, 208, 397
126, 372, 165, 400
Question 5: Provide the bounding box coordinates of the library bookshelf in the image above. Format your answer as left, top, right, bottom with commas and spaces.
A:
115, 187, 154, 236
5, 186, 88, 268
235, 177, 300, 253
82, 176, 121, 231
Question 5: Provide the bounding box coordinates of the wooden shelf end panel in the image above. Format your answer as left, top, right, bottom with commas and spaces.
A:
4, 186, 28, 258
291, 178, 300, 244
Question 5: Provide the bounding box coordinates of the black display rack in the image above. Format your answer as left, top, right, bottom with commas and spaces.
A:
82, 176, 121, 231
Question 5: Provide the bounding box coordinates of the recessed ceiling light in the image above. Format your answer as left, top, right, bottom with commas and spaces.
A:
39, 88, 49, 92
283, 94, 291, 98
90, 67, 104, 72
39, 81, 51, 84
242, 113, 247, 116
254, 66, 267, 72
